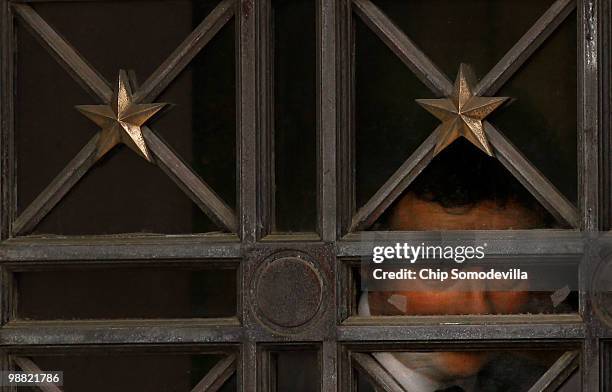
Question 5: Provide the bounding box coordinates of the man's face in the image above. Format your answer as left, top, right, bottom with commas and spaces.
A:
369, 192, 542, 378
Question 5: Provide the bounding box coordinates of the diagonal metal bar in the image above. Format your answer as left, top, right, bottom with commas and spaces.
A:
476, 0, 576, 96
12, 135, 100, 235
527, 350, 580, 392
351, 353, 405, 392
143, 127, 238, 233
485, 122, 579, 228
190, 354, 236, 392
352, 0, 452, 96
13, 357, 64, 392
350, 126, 441, 232
133, 0, 235, 103
12, 4, 112, 102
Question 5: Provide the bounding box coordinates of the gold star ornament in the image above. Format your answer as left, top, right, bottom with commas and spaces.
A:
416, 64, 509, 157
75, 70, 168, 162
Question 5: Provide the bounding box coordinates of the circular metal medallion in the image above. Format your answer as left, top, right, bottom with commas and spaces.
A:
250, 252, 325, 333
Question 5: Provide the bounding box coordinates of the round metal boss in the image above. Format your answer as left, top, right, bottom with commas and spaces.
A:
252, 254, 324, 331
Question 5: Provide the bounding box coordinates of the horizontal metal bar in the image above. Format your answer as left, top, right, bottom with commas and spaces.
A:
0, 319, 243, 346
0, 235, 240, 262
338, 323, 585, 341
338, 230, 586, 256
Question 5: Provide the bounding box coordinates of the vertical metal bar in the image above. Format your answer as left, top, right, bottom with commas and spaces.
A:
578, 0, 600, 232
322, 340, 338, 391
1, 0, 14, 241
578, 0, 601, 390
240, 341, 258, 392
317, 0, 337, 242
238, 0, 259, 243
337, 0, 354, 237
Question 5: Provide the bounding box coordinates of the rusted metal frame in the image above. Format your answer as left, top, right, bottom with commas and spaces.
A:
0, 236, 241, 261
527, 350, 580, 392
344, 314, 583, 327
10, 4, 238, 235
11, 3, 112, 102
240, 341, 257, 392
257, 344, 322, 391
1, 0, 14, 242
337, 0, 355, 237
237, 0, 260, 388
337, 324, 585, 341
578, 0, 600, 233
486, 122, 580, 228
476, 0, 577, 96
7, 343, 237, 356
322, 340, 338, 392
133, 0, 235, 103
317, 0, 337, 242
191, 354, 237, 392
602, 0, 611, 232
351, 0, 452, 97
578, 0, 601, 390
351, 352, 404, 392
142, 126, 238, 232
255, 0, 273, 239
237, 0, 261, 243
12, 357, 63, 392
0, 319, 243, 346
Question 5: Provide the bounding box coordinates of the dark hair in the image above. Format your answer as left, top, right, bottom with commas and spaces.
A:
410, 139, 546, 213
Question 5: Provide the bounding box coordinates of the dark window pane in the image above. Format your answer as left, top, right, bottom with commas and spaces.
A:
355, 349, 568, 392
29, 353, 235, 392
16, 3, 236, 235
491, 14, 577, 203
355, 17, 437, 208
273, 0, 317, 232
31, 0, 218, 83
33, 148, 220, 235
372, 0, 556, 80
15, 21, 96, 214
155, 19, 237, 233
16, 266, 237, 319
272, 350, 320, 392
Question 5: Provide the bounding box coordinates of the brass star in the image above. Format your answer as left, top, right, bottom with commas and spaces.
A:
75, 70, 167, 162
416, 64, 509, 157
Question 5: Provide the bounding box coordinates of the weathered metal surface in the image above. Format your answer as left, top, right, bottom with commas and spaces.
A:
252, 255, 323, 329
0, 0, 608, 391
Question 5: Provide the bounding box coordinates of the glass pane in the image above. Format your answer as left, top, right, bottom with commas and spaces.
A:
273, 0, 317, 232
355, 17, 437, 208
491, 14, 578, 204
15, 22, 96, 214
16, 266, 237, 319
31, 0, 220, 83
371, 0, 556, 80
355, 349, 567, 392
33, 148, 220, 235
29, 353, 235, 392
272, 350, 320, 392
372, 140, 557, 230
155, 19, 237, 232
16, 3, 236, 235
